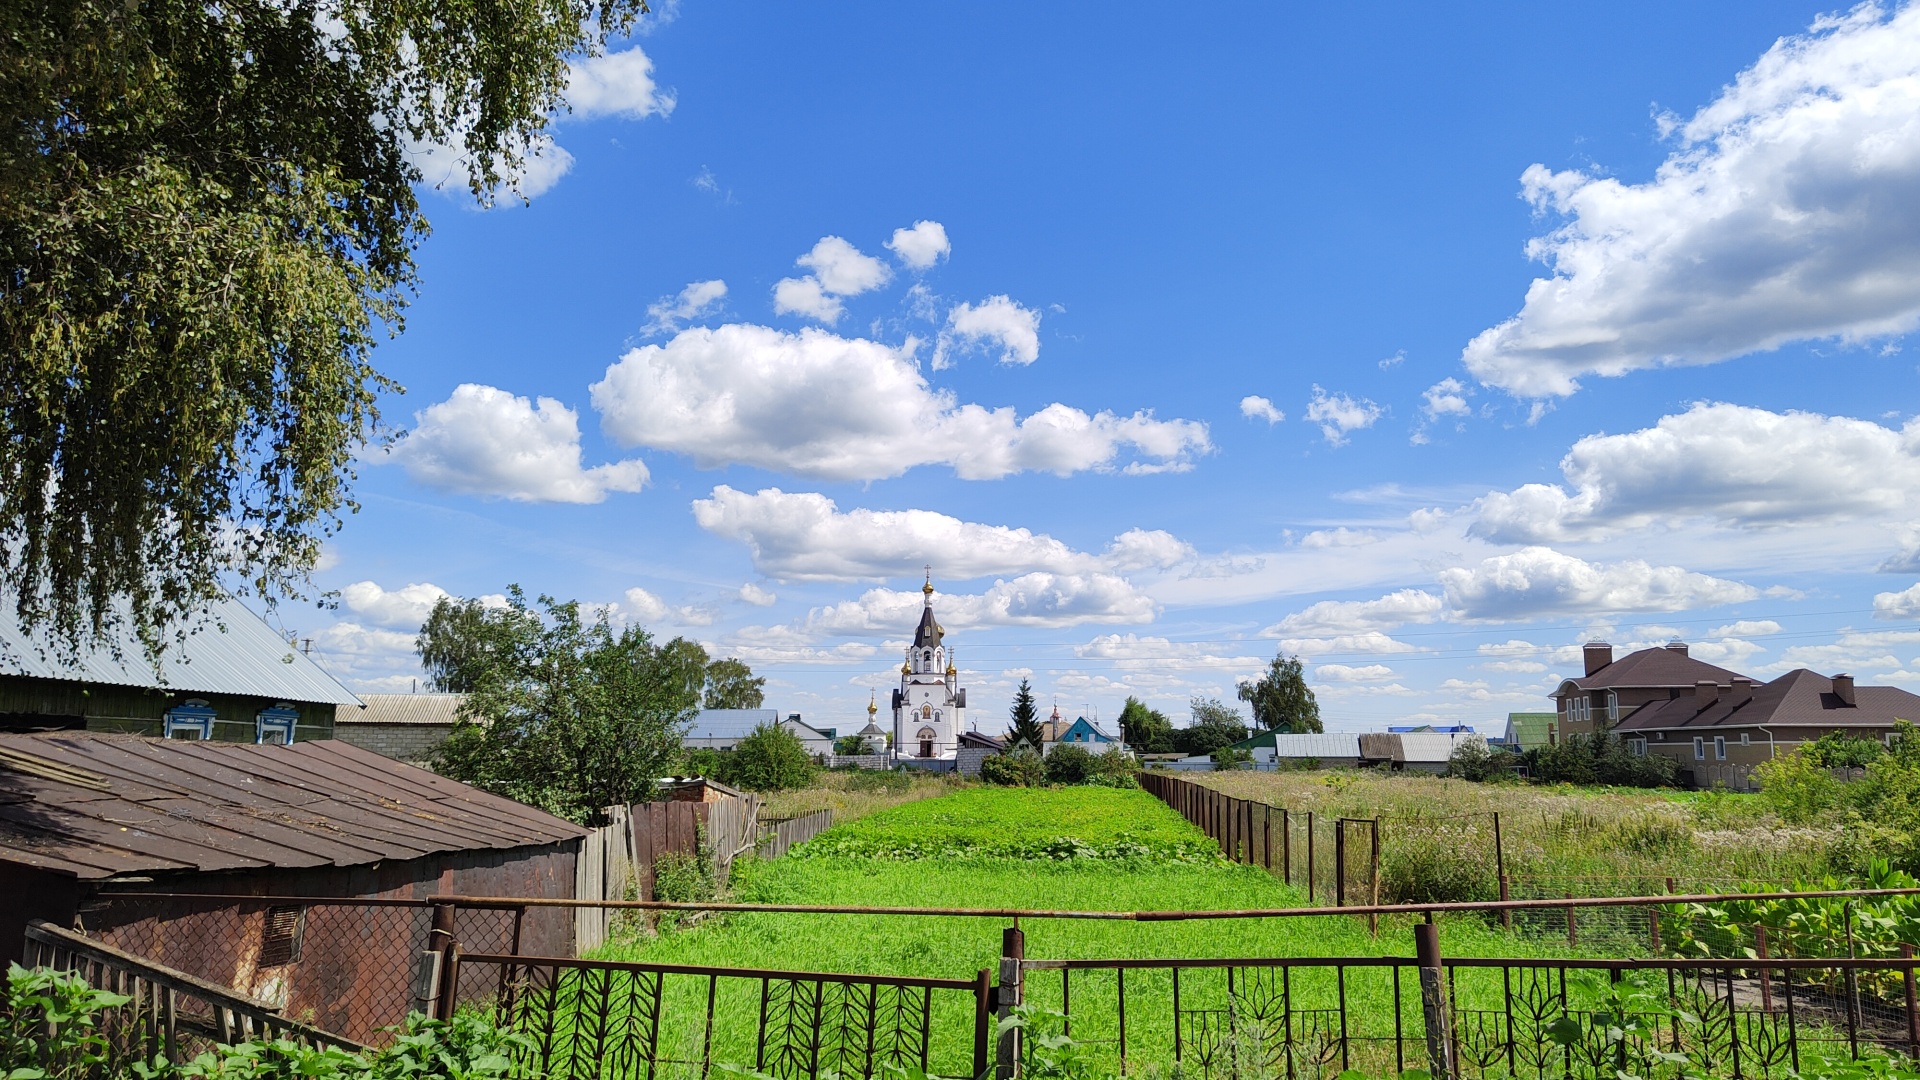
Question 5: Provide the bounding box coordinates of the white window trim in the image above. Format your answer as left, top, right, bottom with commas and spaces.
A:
1714, 736, 1727, 760
1693, 736, 1705, 761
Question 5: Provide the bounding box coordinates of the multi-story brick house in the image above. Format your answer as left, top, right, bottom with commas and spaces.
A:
1614, 669, 1920, 790
1551, 641, 1749, 742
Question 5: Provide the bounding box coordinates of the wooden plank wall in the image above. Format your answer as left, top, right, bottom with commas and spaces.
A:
574, 804, 634, 953
757, 808, 833, 859
573, 790, 769, 953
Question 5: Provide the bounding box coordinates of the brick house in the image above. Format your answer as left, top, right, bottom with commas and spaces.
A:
1614, 669, 1920, 790
1551, 642, 1748, 742
331, 693, 465, 764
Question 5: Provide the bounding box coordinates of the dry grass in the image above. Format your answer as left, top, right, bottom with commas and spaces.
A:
757, 768, 966, 823
1185, 768, 1835, 896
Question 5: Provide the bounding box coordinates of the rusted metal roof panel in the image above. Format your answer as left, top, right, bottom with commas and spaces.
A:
0, 733, 584, 881
0, 595, 363, 707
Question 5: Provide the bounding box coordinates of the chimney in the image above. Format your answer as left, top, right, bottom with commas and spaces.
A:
1833, 673, 1856, 706
1665, 642, 1690, 657
1584, 642, 1613, 676
1695, 680, 1719, 707
1731, 677, 1752, 698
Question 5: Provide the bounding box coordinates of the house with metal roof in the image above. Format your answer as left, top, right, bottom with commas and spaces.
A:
0, 731, 584, 1029
683, 708, 834, 756
331, 692, 466, 763
1501, 713, 1555, 752
0, 595, 361, 743
1219, 731, 1362, 768
1036, 707, 1122, 755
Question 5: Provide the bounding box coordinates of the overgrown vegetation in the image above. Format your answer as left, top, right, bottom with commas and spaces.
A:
2, 964, 526, 1079
1520, 730, 1680, 788
1190, 768, 1834, 902
1757, 720, 1920, 874
979, 745, 1135, 788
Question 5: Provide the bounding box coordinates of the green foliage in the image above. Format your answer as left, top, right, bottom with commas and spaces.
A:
793, 787, 1219, 862
1008, 679, 1044, 751
1117, 697, 1175, 754
1084, 747, 1139, 788
1044, 743, 1093, 784
980, 748, 1047, 787
1174, 698, 1248, 756
1805, 730, 1887, 769
3, 970, 525, 1080
702, 658, 765, 710
3, 962, 128, 1079
0, 0, 646, 655
1209, 745, 1254, 771
1445, 740, 1514, 782
832, 734, 875, 755
1756, 746, 1847, 824
426, 588, 695, 825
727, 722, 817, 792
1523, 731, 1678, 788
1236, 653, 1323, 734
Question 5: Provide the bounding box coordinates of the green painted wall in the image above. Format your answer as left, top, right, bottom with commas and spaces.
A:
0, 674, 336, 741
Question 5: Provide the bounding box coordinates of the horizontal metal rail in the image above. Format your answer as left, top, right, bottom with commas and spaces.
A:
462, 951, 982, 989
89, 885, 1920, 921
1022, 954, 1920, 973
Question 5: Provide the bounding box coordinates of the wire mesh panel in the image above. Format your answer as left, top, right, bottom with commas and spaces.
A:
458, 952, 991, 1080
79, 895, 435, 1045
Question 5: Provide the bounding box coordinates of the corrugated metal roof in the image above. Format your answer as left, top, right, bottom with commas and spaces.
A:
0, 733, 583, 881
1233, 732, 1363, 757
684, 709, 780, 739
339, 694, 466, 726
0, 596, 362, 707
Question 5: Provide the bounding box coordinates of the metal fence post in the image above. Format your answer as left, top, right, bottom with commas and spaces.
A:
997, 925, 1025, 1079
1282, 809, 1291, 885
1335, 822, 1347, 907
430, 902, 459, 1021
1369, 819, 1382, 936
1415, 921, 1453, 1080
1306, 811, 1316, 902
974, 968, 994, 1080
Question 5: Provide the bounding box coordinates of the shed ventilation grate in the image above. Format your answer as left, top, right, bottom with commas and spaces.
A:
259, 904, 305, 966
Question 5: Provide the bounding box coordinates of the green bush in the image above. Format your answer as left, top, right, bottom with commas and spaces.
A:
1209, 746, 1253, 771
1084, 747, 1137, 788
2, 964, 527, 1080
1446, 740, 1514, 782
4, 962, 126, 1079
1524, 732, 1678, 788
728, 723, 816, 792
980, 749, 1046, 787
1044, 744, 1093, 785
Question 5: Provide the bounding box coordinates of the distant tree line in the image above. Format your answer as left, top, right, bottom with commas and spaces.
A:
1115, 650, 1322, 756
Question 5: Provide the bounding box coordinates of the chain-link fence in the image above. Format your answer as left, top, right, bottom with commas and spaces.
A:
72, 894, 534, 1045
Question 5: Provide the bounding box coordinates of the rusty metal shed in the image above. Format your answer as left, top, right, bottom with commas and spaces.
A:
0, 732, 585, 1035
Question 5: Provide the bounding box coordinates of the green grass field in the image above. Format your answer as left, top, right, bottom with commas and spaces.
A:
585, 786, 1588, 1077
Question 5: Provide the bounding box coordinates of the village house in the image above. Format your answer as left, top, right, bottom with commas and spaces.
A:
1037, 706, 1122, 755
0, 595, 361, 742
1552, 641, 1747, 742
684, 708, 835, 756
1614, 669, 1920, 790
330, 692, 465, 764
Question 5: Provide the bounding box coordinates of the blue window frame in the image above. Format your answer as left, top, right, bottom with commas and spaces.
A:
256, 703, 299, 744
164, 701, 217, 740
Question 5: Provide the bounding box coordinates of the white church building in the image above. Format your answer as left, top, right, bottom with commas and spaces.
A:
891, 576, 967, 761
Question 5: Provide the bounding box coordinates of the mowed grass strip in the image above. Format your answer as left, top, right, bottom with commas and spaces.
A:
792, 785, 1218, 861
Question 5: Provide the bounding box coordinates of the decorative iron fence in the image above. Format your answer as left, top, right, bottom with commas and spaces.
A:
452, 950, 992, 1080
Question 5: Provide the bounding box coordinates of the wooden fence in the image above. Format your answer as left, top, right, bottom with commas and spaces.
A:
575, 791, 766, 952
758, 808, 834, 859
23, 920, 363, 1064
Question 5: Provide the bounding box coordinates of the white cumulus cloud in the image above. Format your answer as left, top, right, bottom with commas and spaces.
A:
1875, 582, 1920, 619
389, 384, 649, 503
805, 573, 1157, 633
566, 47, 677, 120
935, 296, 1042, 368
1316, 663, 1398, 683
1240, 396, 1285, 424
691, 486, 1193, 581
1711, 619, 1784, 638
338, 581, 451, 629
738, 583, 778, 607
1438, 547, 1757, 620
642, 279, 727, 336
886, 220, 951, 269
1464, 5, 1920, 396
1421, 378, 1473, 419
1471, 404, 1920, 542
774, 236, 891, 323
1262, 589, 1445, 637
1305, 386, 1382, 446
590, 325, 1210, 481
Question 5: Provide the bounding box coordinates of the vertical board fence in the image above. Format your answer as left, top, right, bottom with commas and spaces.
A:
574, 804, 635, 953
759, 808, 835, 859
577, 791, 766, 952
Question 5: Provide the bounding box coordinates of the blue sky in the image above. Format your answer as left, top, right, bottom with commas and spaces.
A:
294, 0, 1920, 733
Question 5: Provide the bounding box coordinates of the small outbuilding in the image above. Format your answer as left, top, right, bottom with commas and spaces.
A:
330, 692, 465, 763
0, 732, 583, 1040
684, 709, 834, 756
